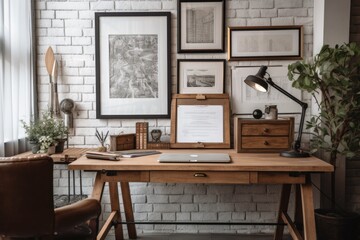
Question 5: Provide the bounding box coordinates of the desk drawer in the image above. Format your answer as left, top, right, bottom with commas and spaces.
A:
150, 171, 250, 184
242, 123, 289, 136
242, 137, 289, 149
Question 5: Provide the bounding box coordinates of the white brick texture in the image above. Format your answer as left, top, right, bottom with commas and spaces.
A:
36, 0, 314, 236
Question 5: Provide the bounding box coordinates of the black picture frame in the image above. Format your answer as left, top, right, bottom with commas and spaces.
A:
228, 25, 303, 61
177, 0, 225, 53
95, 12, 171, 119
177, 59, 225, 94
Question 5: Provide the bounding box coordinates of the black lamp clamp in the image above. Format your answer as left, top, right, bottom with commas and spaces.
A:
244, 66, 310, 158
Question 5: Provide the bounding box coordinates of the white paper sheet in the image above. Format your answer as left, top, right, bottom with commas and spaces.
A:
176, 105, 223, 143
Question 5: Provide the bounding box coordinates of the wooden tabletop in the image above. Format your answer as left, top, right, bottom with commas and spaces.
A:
15, 148, 90, 163
68, 149, 333, 172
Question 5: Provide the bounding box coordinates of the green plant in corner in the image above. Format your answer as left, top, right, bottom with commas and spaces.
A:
288, 43, 360, 207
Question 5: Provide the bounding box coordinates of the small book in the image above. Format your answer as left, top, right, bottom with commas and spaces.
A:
85, 151, 120, 161
112, 150, 160, 158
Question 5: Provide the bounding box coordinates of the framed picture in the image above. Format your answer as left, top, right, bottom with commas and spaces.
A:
170, 94, 230, 148
177, 59, 225, 94
95, 12, 171, 119
228, 26, 303, 61
231, 65, 302, 114
177, 0, 225, 53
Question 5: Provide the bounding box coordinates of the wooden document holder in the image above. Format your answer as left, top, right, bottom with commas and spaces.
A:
170, 94, 231, 149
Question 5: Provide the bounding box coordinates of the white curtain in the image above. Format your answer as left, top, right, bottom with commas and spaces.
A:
0, 0, 35, 156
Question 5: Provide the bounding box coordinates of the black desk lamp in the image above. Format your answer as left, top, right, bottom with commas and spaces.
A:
244, 66, 310, 158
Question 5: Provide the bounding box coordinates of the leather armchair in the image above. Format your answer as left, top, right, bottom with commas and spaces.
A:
0, 156, 101, 240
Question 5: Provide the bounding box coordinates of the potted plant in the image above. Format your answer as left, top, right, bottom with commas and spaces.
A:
21, 111, 69, 154
288, 42, 360, 239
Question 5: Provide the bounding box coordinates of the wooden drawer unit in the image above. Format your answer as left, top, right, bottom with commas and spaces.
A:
234, 117, 294, 153
110, 134, 136, 151
150, 171, 250, 184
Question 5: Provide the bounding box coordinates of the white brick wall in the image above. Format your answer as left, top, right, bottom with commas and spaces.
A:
36, 0, 313, 238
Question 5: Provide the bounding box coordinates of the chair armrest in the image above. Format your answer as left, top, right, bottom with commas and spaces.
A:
54, 198, 101, 233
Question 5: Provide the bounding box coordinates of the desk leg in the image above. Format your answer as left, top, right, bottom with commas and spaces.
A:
274, 184, 291, 240
109, 182, 124, 240
120, 182, 137, 239
301, 177, 317, 240
91, 172, 105, 201
294, 185, 304, 235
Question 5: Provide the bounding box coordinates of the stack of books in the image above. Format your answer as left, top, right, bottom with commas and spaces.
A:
136, 122, 148, 149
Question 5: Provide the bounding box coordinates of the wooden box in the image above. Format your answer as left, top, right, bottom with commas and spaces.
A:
234, 117, 294, 153
109, 134, 136, 151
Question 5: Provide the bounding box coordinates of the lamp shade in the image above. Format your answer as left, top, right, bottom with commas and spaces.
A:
244, 66, 269, 93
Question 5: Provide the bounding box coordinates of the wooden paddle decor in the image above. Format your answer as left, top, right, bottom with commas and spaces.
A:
45, 47, 55, 76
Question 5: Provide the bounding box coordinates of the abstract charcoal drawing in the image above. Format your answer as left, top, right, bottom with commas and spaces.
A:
109, 34, 158, 99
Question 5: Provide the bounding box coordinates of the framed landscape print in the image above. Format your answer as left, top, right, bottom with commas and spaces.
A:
95, 12, 171, 119
228, 25, 303, 61
177, 0, 225, 53
177, 59, 225, 94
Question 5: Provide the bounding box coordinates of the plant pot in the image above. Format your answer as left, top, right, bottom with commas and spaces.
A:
315, 208, 360, 240
30, 143, 40, 154
55, 139, 66, 153
47, 145, 56, 155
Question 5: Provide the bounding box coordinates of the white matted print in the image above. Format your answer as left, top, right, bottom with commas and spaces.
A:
232, 65, 302, 114
228, 26, 303, 61
177, 60, 225, 94
178, 0, 225, 53
95, 12, 171, 119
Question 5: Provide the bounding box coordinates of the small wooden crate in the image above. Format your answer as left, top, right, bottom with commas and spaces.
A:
109, 134, 136, 151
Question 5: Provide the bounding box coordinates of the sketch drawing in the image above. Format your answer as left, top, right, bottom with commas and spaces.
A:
236, 34, 293, 54
109, 34, 158, 99
186, 7, 214, 43
185, 69, 215, 87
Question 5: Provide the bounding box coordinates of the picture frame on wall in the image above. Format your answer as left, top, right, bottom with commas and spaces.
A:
177, 59, 225, 94
177, 0, 225, 53
95, 12, 171, 119
228, 25, 303, 61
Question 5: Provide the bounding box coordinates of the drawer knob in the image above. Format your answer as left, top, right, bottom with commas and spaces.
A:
194, 173, 207, 177
264, 141, 269, 145
263, 128, 269, 133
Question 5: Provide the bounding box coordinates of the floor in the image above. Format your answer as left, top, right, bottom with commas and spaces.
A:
127, 233, 291, 240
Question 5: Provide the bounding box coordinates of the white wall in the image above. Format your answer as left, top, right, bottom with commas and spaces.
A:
35, 0, 314, 237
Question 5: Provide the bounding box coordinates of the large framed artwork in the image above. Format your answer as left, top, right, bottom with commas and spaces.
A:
228, 26, 303, 61
177, 59, 225, 94
177, 0, 225, 53
95, 12, 171, 119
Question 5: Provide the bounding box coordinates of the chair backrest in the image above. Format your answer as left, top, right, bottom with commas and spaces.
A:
0, 156, 55, 238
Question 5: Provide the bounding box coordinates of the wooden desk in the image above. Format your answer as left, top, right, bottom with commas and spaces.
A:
68, 149, 333, 240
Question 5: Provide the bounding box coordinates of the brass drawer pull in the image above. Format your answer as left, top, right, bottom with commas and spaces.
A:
264, 141, 269, 146
194, 173, 207, 177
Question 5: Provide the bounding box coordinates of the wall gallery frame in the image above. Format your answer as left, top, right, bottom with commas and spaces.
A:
228, 26, 303, 61
95, 12, 171, 119
177, 59, 225, 94
177, 0, 225, 53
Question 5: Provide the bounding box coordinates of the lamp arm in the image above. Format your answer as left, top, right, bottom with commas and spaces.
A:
266, 78, 308, 152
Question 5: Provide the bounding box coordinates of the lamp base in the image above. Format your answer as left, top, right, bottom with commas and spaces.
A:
280, 150, 310, 158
